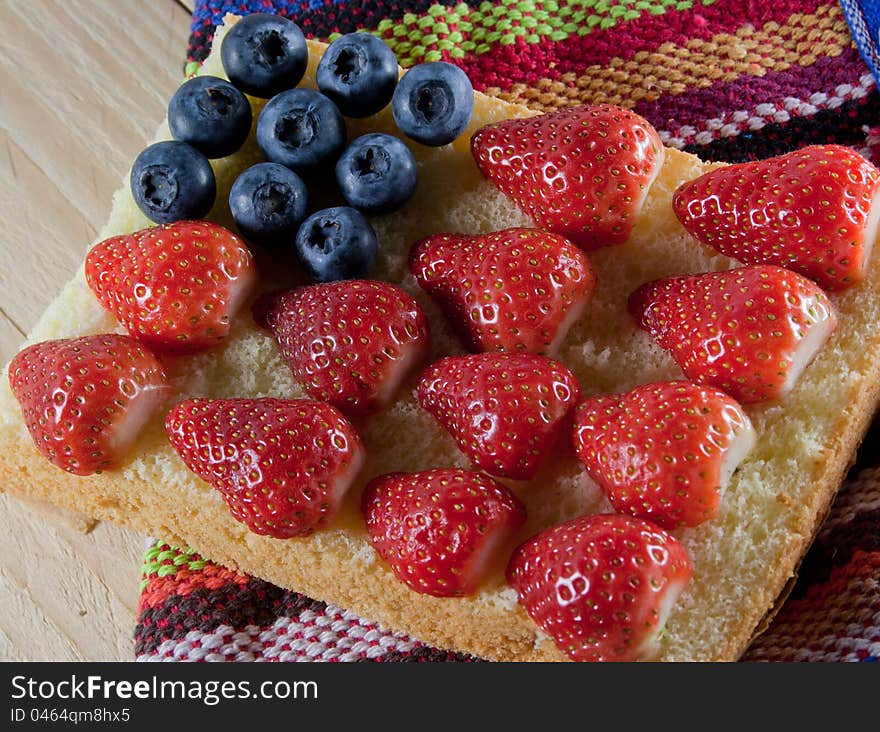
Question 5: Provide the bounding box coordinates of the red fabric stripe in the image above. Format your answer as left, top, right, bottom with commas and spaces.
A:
139, 563, 251, 612
452, 0, 830, 93
634, 46, 870, 131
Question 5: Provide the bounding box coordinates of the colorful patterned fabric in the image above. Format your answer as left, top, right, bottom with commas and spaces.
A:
132, 0, 880, 662
841, 0, 880, 82
136, 545, 477, 662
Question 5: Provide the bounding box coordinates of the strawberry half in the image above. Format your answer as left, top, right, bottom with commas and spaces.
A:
255, 280, 429, 415
672, 145, 880, 291
85, 220, 257, 355
418, 353, 581, 480
410, 227, 595, 354
362, 468, 526, 597
573, 381, 756, 529
165, 398, 364, 538
471, 104, 664, 250
506, 513, 692, 662
8, 334, 169, 475
629, 265, 837, 404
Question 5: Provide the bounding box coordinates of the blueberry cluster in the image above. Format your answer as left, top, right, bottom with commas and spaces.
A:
129, 14, 474, 283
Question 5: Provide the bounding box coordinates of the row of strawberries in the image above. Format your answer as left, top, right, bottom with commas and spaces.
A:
8, 104, 880, 661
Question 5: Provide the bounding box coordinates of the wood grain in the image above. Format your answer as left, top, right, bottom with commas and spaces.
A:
0, 0, 192, 661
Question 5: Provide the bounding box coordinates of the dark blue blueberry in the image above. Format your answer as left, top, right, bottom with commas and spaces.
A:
336, 133, 417, 214
229, 163, 308, 247
220, 13, 307, 98
392, 62, 474, 147
295, 207, 378, 282
168, 75, 252, 159
256, 89, 347, 174
316, 33, 398, 118
130, 141, 216, 224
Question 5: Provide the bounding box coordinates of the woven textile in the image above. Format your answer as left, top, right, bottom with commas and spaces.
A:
841, 0, 880, 82
133, 0, 880, 662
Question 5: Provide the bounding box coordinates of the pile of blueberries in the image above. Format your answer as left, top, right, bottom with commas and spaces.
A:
130, 13, 474, 282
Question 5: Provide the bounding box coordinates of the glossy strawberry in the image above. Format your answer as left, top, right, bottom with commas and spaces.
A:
255, 280, 429, 415
673, 145, 880, 291
85, 220, 257, 355
573, 381, 755, 529
410, 227, 595, 354
471, 105, 664, 250
506, 513, 692, 662
629, 265, 837, 404
418, 353, 581, 480
8, 334, 169, 475
363, 469, 526, 597
165, 398, 364, 538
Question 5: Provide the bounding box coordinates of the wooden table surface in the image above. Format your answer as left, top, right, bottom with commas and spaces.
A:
0, 0, 197, 661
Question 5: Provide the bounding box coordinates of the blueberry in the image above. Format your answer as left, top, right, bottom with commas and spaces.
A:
336, 134, 417, 214
316, 33, 398, 118
392, 62, 474, 147
256, 89, 347, 174
221, 13, 307, 98
168, 76, 252, 159
295, 207, 378, 282
229, 163, 308, 247
130, 141, 216, 224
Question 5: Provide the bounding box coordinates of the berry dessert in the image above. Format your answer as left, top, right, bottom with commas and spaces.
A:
3, 15, 880, 663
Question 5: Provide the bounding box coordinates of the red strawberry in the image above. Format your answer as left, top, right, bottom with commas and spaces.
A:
672, 145, 880, 291
471, 105, 664, 250
506, 513, 692, 662
85, 220, 257, 355
8, 334, 169, 475
629, 265, 837, 404
165, 398, 364, 538
362, 468, 526, 597
573, 381, 755, 529
255, 280, 429, 415
410, 227, 595, 354
418, 353, 581, 480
